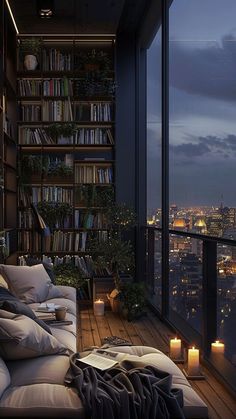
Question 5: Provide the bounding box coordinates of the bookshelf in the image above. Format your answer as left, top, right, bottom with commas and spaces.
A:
0, 1, 17, 264
17, 35, 116, 286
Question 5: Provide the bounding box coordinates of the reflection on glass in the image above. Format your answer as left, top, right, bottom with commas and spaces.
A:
146, 230, 162, 310
169, 235, 203, 333
217, 244, 236, 365
147, 27, 162, 226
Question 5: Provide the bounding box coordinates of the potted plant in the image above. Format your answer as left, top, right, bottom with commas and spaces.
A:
53, 262, 85, 289
19, 154, 49, 184
37, 201, 73, 230
119, 282, 146, 321
75, 49, 112, 75
20, 38, 42, 70
45, 123, 77, 144
89, 203, 136, 312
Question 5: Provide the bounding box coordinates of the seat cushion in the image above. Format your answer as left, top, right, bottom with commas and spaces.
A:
6, 355, 70, 386
0, 310, 68, 360
107, 345, 208, 419
0, 358, 11, 399
0, 384, 85, 418
56, 286, 77, 303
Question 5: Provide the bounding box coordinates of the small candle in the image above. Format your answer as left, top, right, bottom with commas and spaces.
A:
94, 299, 104, 316
211, 340, 225, 354
188, 347, 200, 376
170, 337, 182, 359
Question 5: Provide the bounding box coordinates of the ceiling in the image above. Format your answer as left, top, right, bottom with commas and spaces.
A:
9, 0, 150, 35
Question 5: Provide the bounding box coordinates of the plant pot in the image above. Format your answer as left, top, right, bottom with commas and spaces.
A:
107, 289, 121, 313
84, 63, 100, 72
24, 54, 38, 70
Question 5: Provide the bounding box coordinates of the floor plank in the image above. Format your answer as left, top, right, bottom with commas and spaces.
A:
78, 306, 236, 419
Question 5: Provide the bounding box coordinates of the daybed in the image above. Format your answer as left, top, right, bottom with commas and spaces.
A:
0, 264, 208, 418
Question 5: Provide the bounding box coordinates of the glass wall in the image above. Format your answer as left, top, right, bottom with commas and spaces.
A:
217, 243, 236, 366
169, 0, 236, 240
147, 28, 162, 228
169, 235, 203, 334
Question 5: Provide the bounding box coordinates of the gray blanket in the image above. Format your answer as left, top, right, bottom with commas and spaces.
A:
65, 353, 185, 419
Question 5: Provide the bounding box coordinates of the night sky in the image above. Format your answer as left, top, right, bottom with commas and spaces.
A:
147, 0, 236, 211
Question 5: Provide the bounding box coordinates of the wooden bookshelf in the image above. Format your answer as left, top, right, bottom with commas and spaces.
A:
0, 1, 17, 264
17, 35, 115, 273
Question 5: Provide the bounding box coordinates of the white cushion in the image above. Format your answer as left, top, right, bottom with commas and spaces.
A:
0, 264, 52, 303
0, 310, 68, 360
0, 358, 11, 400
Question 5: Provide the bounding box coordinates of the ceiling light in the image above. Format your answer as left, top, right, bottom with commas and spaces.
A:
37, 0, 54, 18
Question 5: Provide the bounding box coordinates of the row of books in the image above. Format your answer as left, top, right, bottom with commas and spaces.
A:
18, 79, 41, 96
74, 210, 108, 229
51, 230, 87, 252
18, 253, 112, 278
74, 128, 114, 145
18, 209, 34, 229
42, 78, 73, 96
42, 100, 73, 122
74, 103, 112, 122
18, 231, 42, 252
19, 187, 73, 205
42, 49, 72, 71
18, 127, 54, 144
75, 165, 113, 184
18, 126, 114, 145
90, 103, 112, 122
21, 105, 41, 122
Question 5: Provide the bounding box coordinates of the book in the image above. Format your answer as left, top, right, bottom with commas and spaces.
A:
77, 349, 125, 370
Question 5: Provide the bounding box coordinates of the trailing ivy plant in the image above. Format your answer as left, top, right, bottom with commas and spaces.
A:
37, 201, 72, 229
45, 123, 77, 142
47, 162, 73, 177
53, 262, 85, 289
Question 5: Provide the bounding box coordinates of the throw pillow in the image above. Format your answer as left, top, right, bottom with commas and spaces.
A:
0, 309, 68, 360
25, 257, 55, 283
0, 264, 62, 303
0, 357, 11, 399
0, 298, 52, 335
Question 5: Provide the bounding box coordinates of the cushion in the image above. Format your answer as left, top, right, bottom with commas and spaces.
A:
0, 264, 62, 303
0, 384, 84, 418
0, 299, 52, 335
0, 358, 11, 399
25, 257, 55, 283
0, 309, 68, 360
6, 355, 70, 386
0, 275, 8, 288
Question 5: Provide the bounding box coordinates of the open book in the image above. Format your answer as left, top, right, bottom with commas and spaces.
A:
77, 349, 126, 371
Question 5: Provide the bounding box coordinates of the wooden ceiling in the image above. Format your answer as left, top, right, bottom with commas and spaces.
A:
9, 0, 150, 35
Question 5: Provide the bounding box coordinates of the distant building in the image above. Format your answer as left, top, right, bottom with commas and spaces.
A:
207, 209, 223, 236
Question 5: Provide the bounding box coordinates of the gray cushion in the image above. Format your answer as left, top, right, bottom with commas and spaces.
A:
0, 310, 68, 360
0, 358, 11, 400
0, 264, 63, 303
6, 355, 70, 386
0, 383, 85, 418
0, 264, 51, 303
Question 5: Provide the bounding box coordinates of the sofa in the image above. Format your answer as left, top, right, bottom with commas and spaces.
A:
0, 264, 208, 418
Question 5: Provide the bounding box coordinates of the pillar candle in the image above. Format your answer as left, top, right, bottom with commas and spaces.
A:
94, 299, 105, 316
188, 347, 200, 375
170, 338, 182, 359
211, 340, 225, 354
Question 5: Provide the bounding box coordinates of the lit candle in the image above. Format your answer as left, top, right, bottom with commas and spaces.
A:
94, 299, 105, 316
170, 337, 182, 359
188, 347, 200, 375
211, 340, 225, 354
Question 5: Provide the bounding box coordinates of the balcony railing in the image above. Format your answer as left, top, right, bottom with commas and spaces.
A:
144, 226, 236, 392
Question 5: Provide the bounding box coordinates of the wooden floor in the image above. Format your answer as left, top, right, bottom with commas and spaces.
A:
78, 306, 236, 419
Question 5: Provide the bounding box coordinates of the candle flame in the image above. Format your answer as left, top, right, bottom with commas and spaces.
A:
192, 346, 195, 350
215, 340, 219, 344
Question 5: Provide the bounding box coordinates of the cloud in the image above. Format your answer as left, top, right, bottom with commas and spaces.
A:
170, 134, 236, 161
170, 33, 236, 102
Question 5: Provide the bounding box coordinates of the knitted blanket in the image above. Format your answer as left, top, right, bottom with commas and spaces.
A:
65, 353, 185, 419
